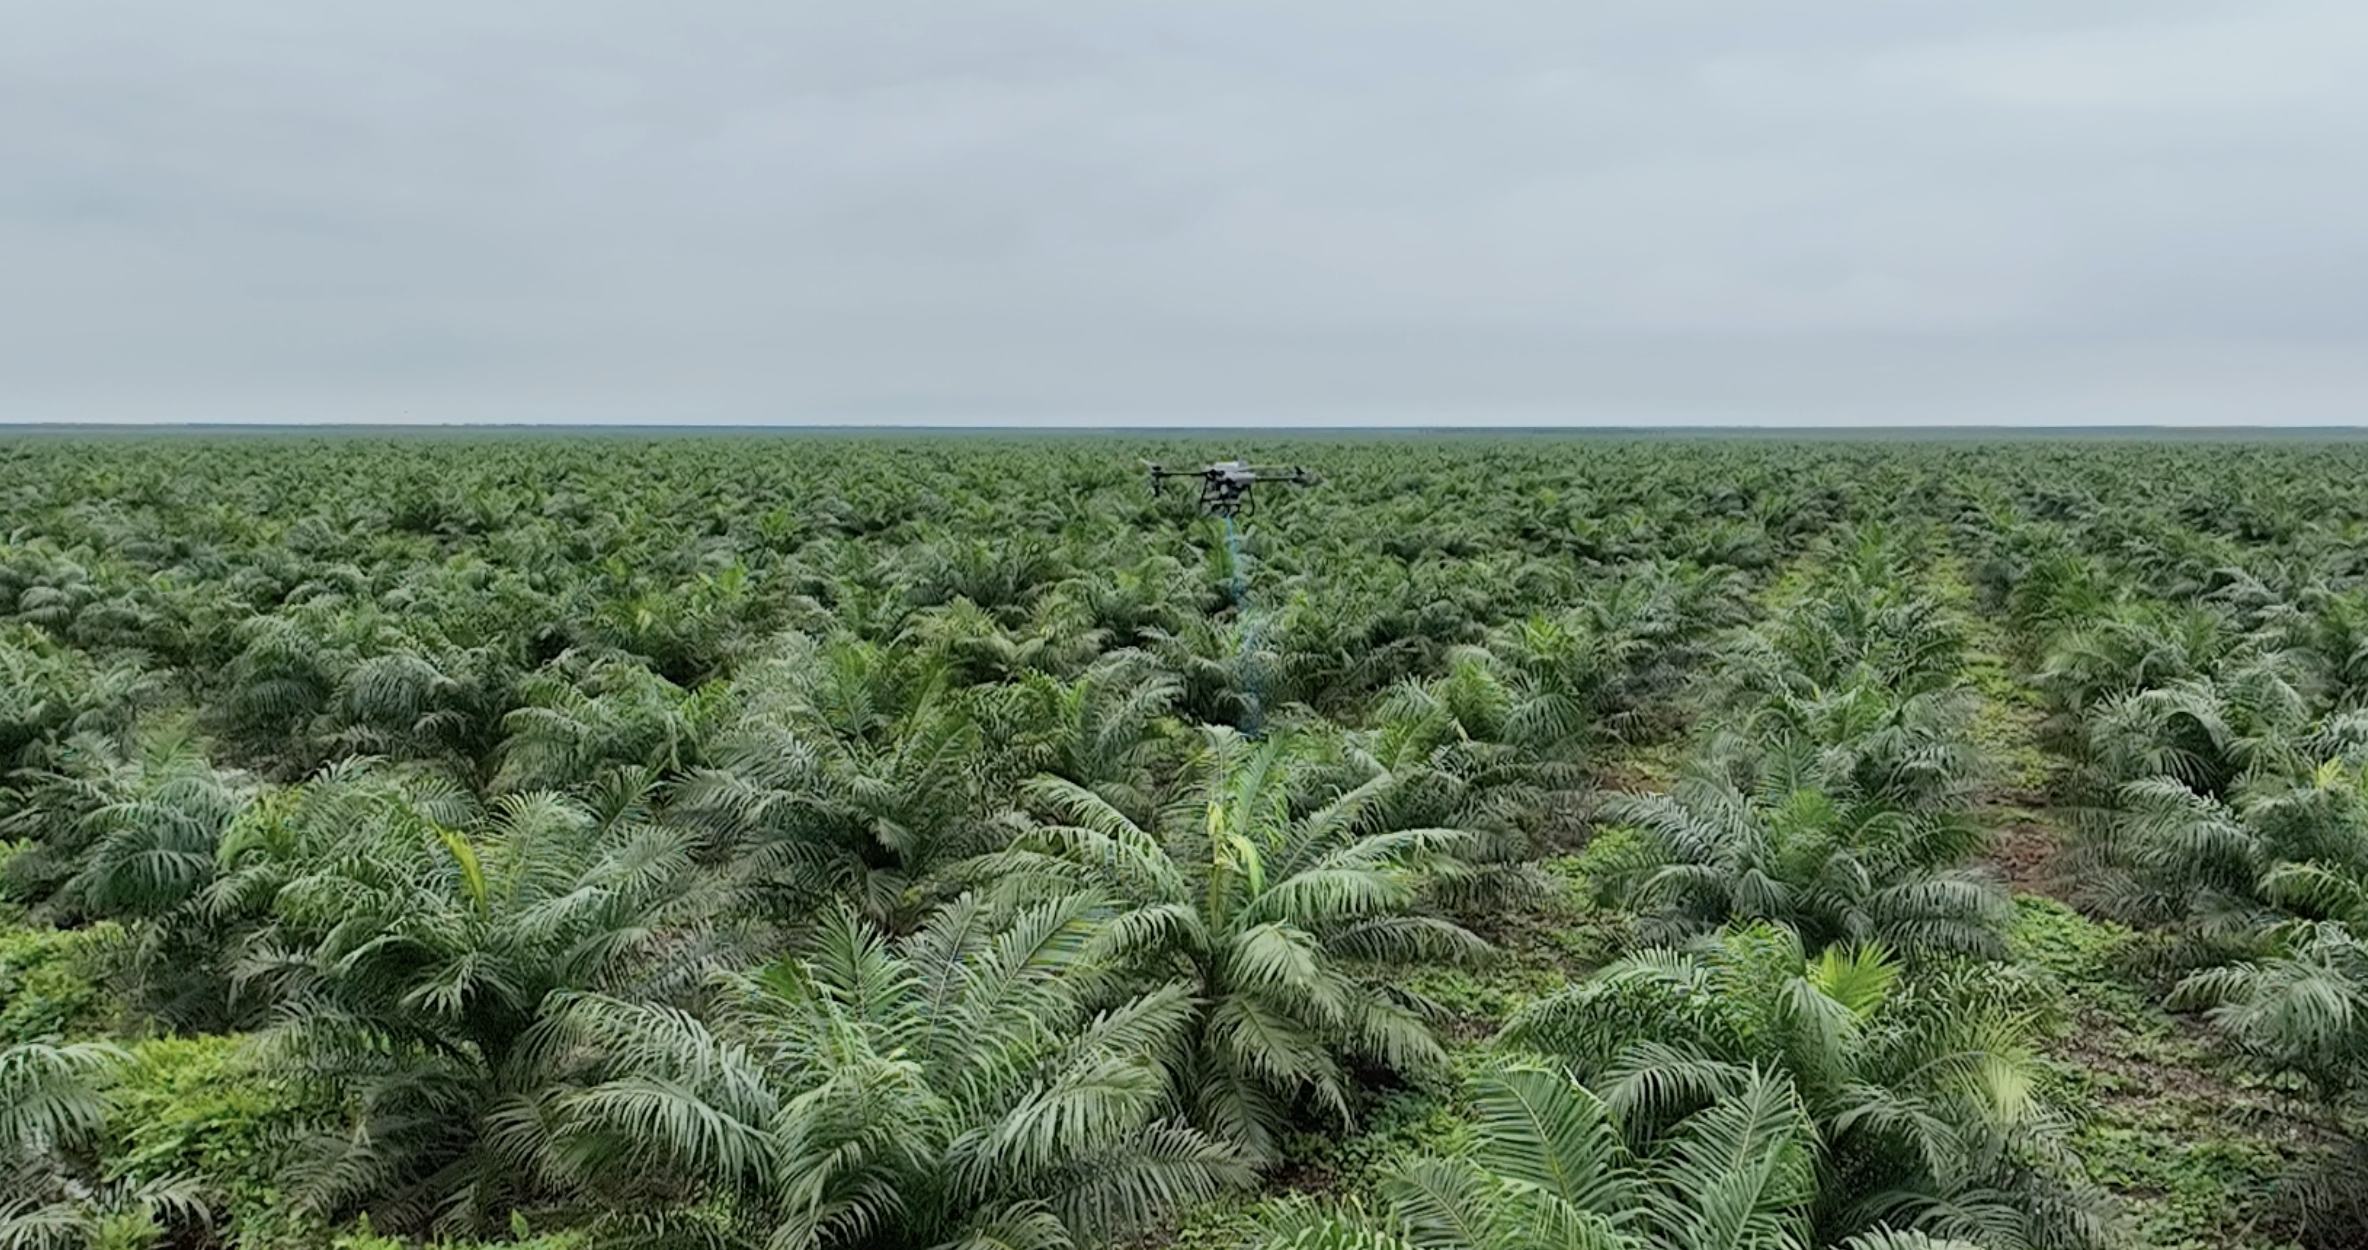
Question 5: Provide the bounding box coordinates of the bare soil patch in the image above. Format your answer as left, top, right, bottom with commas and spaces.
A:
1986, 812, 2065, 897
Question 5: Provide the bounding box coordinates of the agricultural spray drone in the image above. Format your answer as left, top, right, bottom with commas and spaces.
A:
1142, 458, 1319, 737
1146, 460, 1317, 518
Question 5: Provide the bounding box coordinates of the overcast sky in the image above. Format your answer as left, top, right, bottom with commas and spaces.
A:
4, 1, 2364, 426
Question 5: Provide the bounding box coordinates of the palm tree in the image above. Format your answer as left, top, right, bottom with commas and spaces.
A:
1259, 1057, 1819, 1250
674, 633, 1001, 931
584, 558, 763, 688
493, 652, 727, 793
1370, 630, 1605, 800
0, 627, 163, 772
2172, 883, 2368, 1245
2066, 726, 2368, 942
1462, 613, 1630, 757
223, 765, 721, 1235
902, 535, 1068, 626
545, 894, 1248, 1249
1142, 614, 1262, 731
1732, 526, 1969, 704
1608, 766, 2009, 959
2, 722, 250, 936
1337, 662, 1568, 919
1, 1040, 207, 1250
899, 597, 1086, 687
2033, 605, 2299, 780
2068, 663, 2308, 805
996, 649, 1184, 828
1049, 554, 1192, 652
1503, 925, 2111, 1250
1718, 680, 1987, 818
2, 1040, 119, 1171
2175, 907, 2368, 1104
980, 726, 1488, 1164
47, 726, 258, 1030
321, 644, 510, 772
2284, 586, 2368, 711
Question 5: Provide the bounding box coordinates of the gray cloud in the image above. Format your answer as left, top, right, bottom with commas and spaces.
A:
3, 0, 2364, 425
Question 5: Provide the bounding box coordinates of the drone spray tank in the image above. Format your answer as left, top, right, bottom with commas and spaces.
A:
1145, 460, 1317, 736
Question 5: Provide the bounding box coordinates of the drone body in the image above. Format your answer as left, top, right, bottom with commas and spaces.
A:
1146, 459, 1317, 517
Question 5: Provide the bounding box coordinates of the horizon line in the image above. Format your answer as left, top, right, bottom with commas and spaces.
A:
6, 421, 2368, 438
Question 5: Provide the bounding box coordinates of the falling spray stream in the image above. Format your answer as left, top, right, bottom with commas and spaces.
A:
1222, 514, 1266, 737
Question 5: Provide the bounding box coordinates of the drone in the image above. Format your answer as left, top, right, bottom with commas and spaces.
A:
1146, 460, 1318, 518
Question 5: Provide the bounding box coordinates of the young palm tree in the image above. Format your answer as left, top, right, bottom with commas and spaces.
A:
1261, 1058, 1826, 1250
898, 595, 1096, 687
0, 627, 163, 772
493, 652, 727, 793
2176, 906, 2368, 1104
2, 723, 246, 925
1503, 925, 2111, 1250
2172, 893, 2368, 1243
1142, 614, 1262, 731
674, 633, 1000, 932
1370, 633, 1602, 802
545, 894, 1248, 1249
225, 766, 721, 1235
1, 1040, 207, 1250
997, 649, 1184, 829
1464, 613, 1631, 755
204, 601, 514, 779
980, 726, 1488, 1164
1721, 680, 1987, 819
2068, 728, 2368, 943
2284, 586, 2368, 711
2033, 605, 2294, 770
1609, 765, 2009, 959
1355, 667, 1564, 917
584, 558, 762, 688
1731, 527, 1968, 705
2069, 665, 2308, 805
47, 726, 258, 1030
1050, 554, 1192, 652
1988, 539, 2118, 653
902, 535, 1069, 626
322, 643, 510, 771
